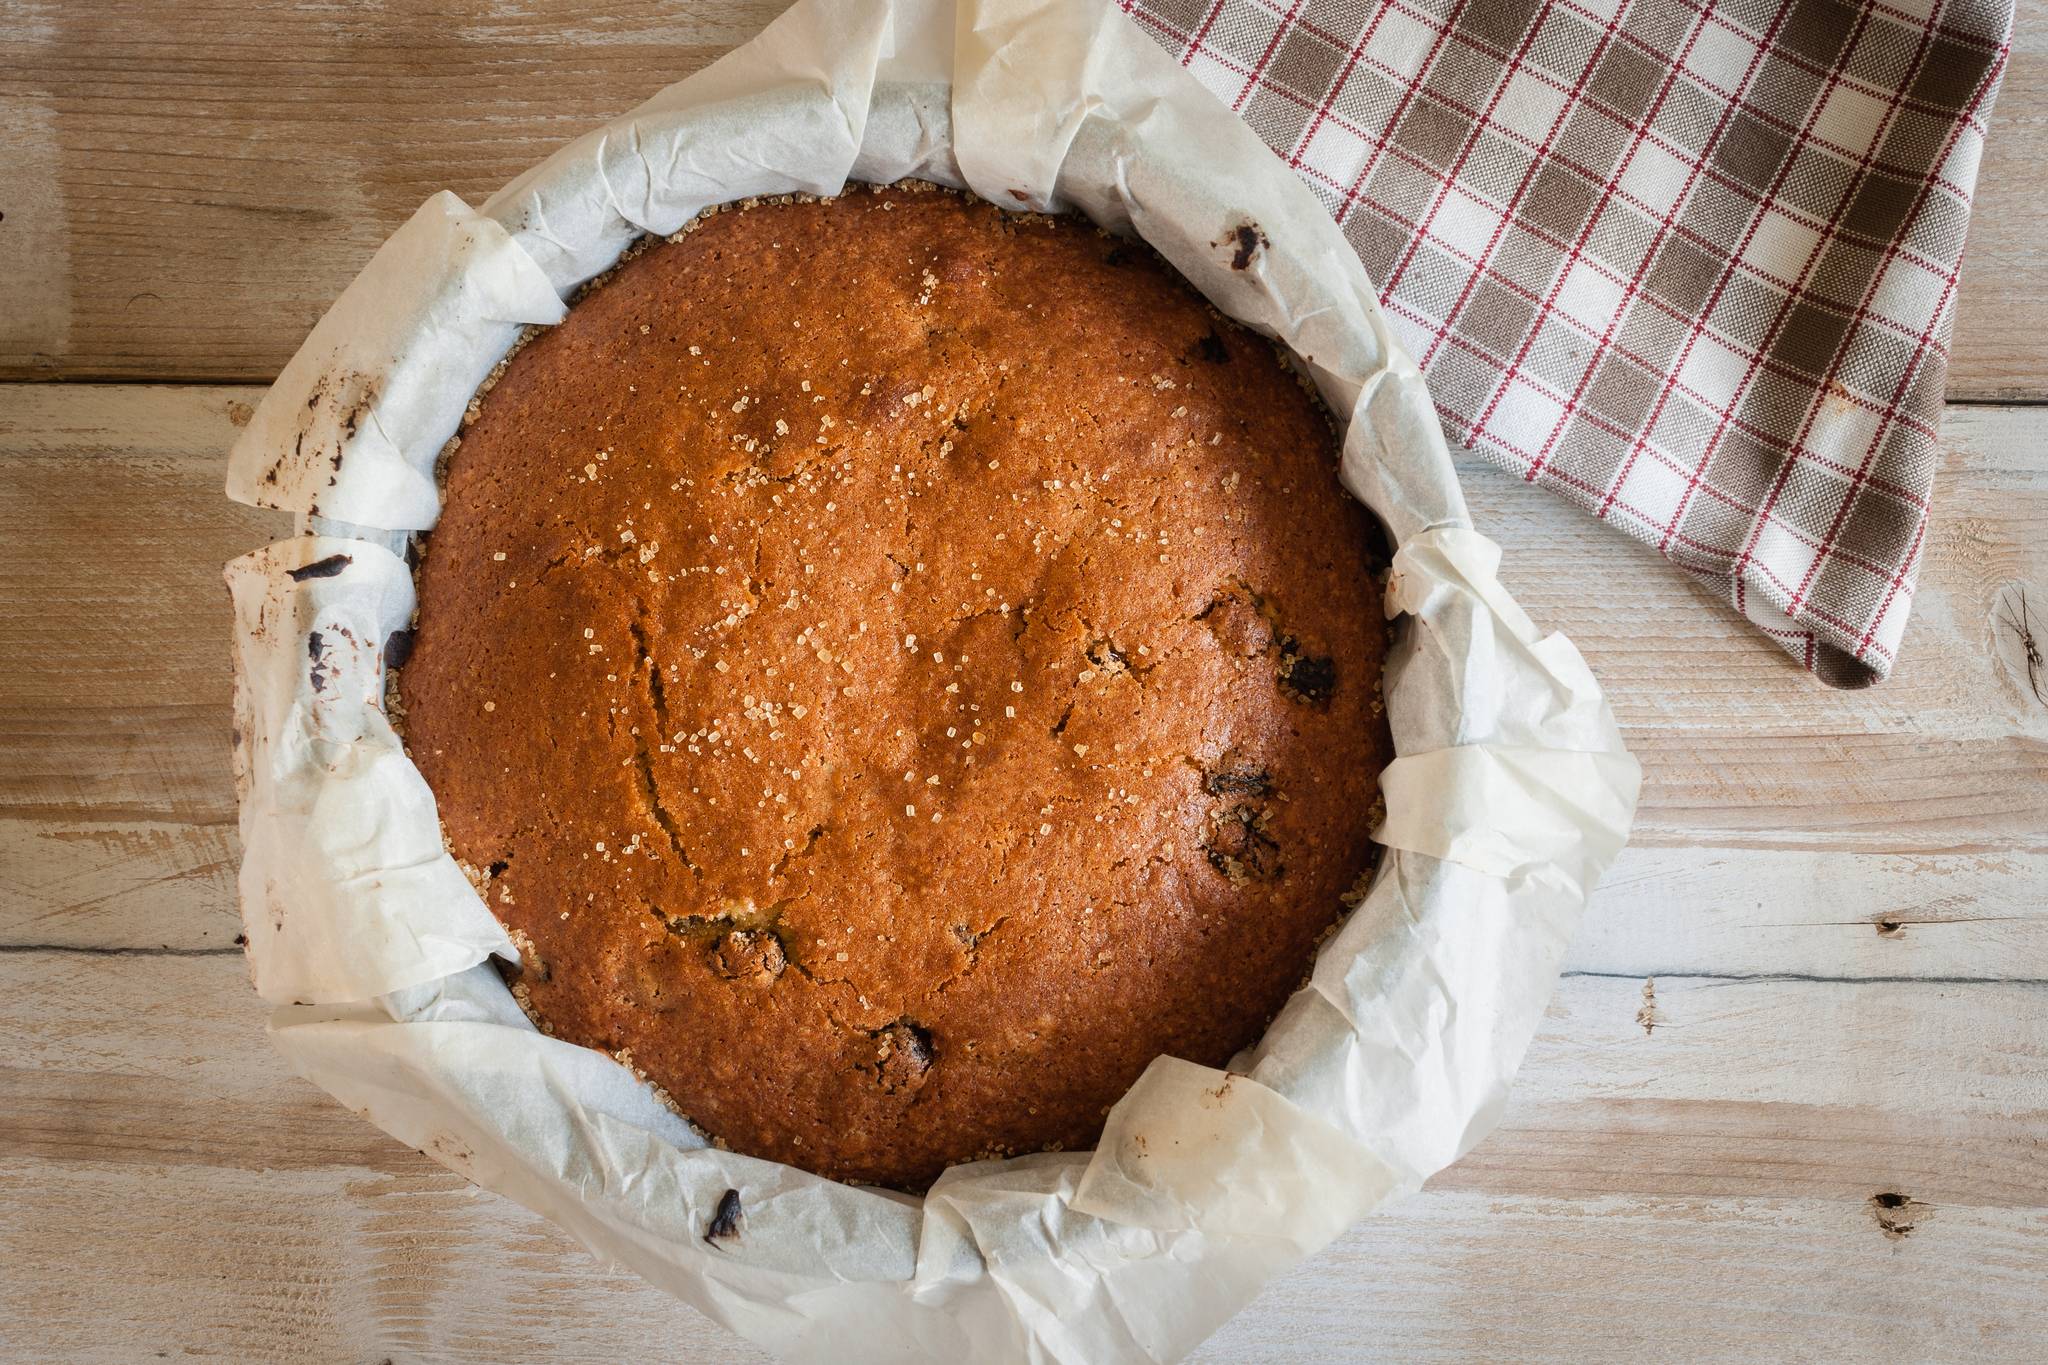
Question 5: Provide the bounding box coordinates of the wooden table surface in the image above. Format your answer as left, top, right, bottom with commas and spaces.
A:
3, 3, 2046, 1360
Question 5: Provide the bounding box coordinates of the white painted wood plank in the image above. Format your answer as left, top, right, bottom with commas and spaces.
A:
10, 953, 2044, 1200
0, 1158, 760, 1364
1572, 848, 2048, 981
5, 1148, 2040, 1363
1200, 1189, 2048, 1363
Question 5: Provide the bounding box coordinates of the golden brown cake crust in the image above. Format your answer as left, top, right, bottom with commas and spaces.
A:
398, 185, 1392, 1189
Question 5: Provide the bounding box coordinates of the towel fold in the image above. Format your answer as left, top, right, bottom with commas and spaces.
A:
1126, 0, 2013, 686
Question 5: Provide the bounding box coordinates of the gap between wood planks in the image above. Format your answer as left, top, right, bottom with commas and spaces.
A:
1562, 969, 2048, 987
12, 954, 2045, 1176
0, 943, 243, 957
8, 945, 2048, 990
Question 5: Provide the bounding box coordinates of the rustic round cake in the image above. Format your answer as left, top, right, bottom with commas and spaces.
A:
397, 183, 1393, 1189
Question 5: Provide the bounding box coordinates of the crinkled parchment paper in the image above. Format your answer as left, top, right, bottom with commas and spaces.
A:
223, 1, 1641, 1359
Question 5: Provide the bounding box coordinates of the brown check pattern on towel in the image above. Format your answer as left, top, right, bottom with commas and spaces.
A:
1122, 0, 2012, 686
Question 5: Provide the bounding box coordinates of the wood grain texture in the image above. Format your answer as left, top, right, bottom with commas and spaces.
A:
0, 385, 280, 951
4, 952, 2042, 1362
4, 4, 2046, 1351
1949, 0, 2048, 401
9, 1157, 2044, 1364
0, 0, 2041, 398
0, 0, 784, 380
1, 382, 2044, 1359
19, 954, 2043, 1190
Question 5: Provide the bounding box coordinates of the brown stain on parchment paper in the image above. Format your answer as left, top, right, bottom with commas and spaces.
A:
1201, 1072, 1243, 1107
265, 367, 383, 501
423, 1133, 474, 1174
286, 552, 352, 582
1213, 221, 1267, 271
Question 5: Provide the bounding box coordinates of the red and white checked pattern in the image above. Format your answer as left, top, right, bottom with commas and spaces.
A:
1123, 0, 2012, 686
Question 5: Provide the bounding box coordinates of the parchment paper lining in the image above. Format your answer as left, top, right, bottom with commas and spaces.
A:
223, 2, 1641, 1361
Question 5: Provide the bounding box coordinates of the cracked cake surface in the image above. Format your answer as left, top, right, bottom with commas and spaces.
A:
397, 184, 1393, 1189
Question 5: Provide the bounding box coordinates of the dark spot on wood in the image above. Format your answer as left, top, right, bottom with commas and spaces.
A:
233, 933, 247, 947
704, 1187, 744, 1246
1874, 919, 1904, 938
286, 553, 353, 582
486, 860, 509, 878
1104, 246, 1130, 267
1869, 1191, 1929, 1240
1192, 330, 1231, 364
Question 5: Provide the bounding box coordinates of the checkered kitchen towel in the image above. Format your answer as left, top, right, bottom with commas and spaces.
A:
1122, 0, 2012, 686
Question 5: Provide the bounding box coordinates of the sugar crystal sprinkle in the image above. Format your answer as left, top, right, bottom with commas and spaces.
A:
391, 185, 1391, 1190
